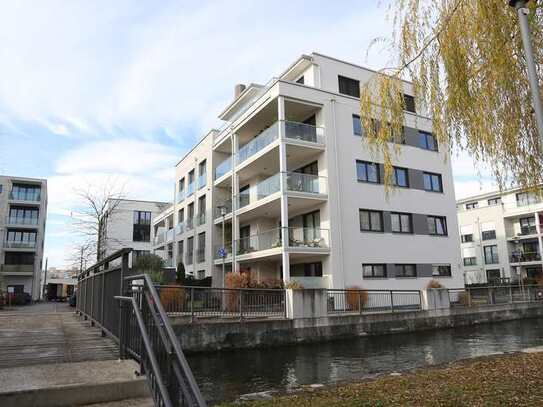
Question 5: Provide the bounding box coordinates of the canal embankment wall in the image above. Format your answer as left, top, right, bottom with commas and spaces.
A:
173, 301, 543, 353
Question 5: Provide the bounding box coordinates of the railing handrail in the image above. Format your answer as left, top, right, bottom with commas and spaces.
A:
116, 295, 174, 407
326, 288, 422, 293
235, 226, 330, 240
154, 283, 286, 292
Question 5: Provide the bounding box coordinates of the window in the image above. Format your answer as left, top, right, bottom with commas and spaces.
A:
178, 240, 184, 257
197, 270, 205, 279
427, 215, 447, 236
6, 230, 37, 246
359, 209, 383, 232
482, 230, 496, 240
178, 177, 185, 192
352, 114, 362, 136
0, 184, 2, 193
197, 232, 206, 262
393, 167, 409, 187
4, 252, 34, 265
463, 257, 477, 266
520, 216, 537, 235
133, 211, 151, 242
465, 202, 478, 210
418, 131, 437, 151
403, 94, 416, 113
488, 197, 501, 206
423, 172, 443, 192
516, 192, 540, 206
9, 207, 39, 224
133, 250, 150, 259
484, 245, 499, 264
338, 75, 360, 97
461, 234, 473, 243
198, 160, 207, 189
10, 184, 41, 201
197, 195, 206, 225
396, 264, 417, 278
356, 160, 380, 183
363, 264, 387, 278
296, 76, 305, 84
391, 212, 412, 233
486, 269, 501, 282
432, 264, 452, 277
186, 237, 194, 265
290, 262, 323, 277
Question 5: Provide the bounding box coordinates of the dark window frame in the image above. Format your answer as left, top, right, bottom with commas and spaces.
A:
362, 263, 387, 278
356, 160, 380, 184
461, 234, 473, 243
484, 245, 499, 265
352, 114, 362, 136
481, 230, 496, 240
392, 166, 409, 188
390, 212, 413, 234
418, 131, 437, 151
396, 264, 417, 278
432, 264, 452, 277
423, 172, 443, 193
338, 75, 360, 98
463, 257, 477, 266
427, 215, 448, 236
359, 209, 384, 232
403, 94, 416, 113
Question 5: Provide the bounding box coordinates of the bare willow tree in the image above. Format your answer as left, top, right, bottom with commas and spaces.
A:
360, 0, 543, 190
71, 179, 126, 262
65, 240, 95, 273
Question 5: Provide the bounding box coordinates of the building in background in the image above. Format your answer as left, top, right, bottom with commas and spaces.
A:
98, 199, 171, 261
457, 188, 543, 285
0, 176, 47, 300
153, 52, 463, 290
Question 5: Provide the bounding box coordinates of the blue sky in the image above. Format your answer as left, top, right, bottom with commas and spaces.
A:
0, 1, 494, 268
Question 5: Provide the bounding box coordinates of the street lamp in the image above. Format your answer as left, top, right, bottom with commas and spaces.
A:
509, 0, 543, 145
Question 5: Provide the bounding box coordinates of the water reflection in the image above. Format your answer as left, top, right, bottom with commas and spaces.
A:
188, 319, 543, 405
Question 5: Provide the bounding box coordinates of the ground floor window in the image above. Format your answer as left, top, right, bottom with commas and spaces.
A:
363, 264, 387, 278
432, 264, 452, 277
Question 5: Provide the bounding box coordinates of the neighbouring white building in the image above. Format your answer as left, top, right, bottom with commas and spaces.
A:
457, 188, 543, 285
0, 175, 47, 300
152, 52, 463, 290
99, 199, 171, 261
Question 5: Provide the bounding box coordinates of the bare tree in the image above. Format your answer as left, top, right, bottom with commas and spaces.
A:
65, 240, 96, 273
71, 179, 126, 262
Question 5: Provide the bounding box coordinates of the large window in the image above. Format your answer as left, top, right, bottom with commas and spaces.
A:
403, 94, 416, 113
352, 114, 362, 136
290, 262, 323, 277
338, 75, 360, 97
359, 209, 383, 232
482, 230, 496, 240
463, 257, 477, 266
396, 264, 417, 278
461, 234, 473, 243
4, 252, 34, 265
427, 215, 447, 236
133, 211, 151, 242
6, 230, 37, 244
488, 197, 501, 206
465, 202, 478, 210
198, 160, 207, 189
9, 207, 38, 224
418, 131, 437, 151
423, 172, 443, 192
10, 184, 41, 201
520, 216, 536, 235
363, 264, 387, 278
392, 167, 409, 187
516, 192, 540, 206
356, 160, 380, 183
391, 212, 412, 233
484, 245, 499, 264
197, 232, 206, 262
432, 264, 452, 277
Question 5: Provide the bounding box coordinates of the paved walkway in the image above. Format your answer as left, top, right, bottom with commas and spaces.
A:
0, 302, 118, 369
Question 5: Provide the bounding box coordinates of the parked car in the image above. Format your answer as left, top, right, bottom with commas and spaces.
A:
69, 291, 77, 307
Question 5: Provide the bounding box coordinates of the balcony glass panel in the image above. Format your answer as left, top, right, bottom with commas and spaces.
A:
284, 121, 324, 144
186, 218, 194, 231
510, 252, 541, 262
214, 200, 232, 219
175, 222, 185, 235
197, 248, 206, 263
235, 227, 329, 255
8, 216, 39, 225
176, 191, 185, 203
286, 172, 327, 194
10, 189, 41, 202
195, 213, 206, 226
237, 122, 279, 164
288, 227, 329, 248
214, 157, 232, 180
256, 173, 280, 200
187, 182, 195, 197
198, 174, 206, 189
4, 241, 37, 249
166, 229, 175, 242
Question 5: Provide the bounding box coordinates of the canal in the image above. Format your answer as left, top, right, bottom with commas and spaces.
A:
187, 318, 543, 405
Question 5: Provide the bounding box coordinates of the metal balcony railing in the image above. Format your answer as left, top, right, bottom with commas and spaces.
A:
236, 227, 329, 255
520, 225, 537, 235
510, 252, 541, 263
8, 216, 39, 225
4, 241, 37, 249
214, 157, 232, 180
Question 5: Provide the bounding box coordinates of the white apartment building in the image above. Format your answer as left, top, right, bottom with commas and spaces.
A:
99, 199, 171, 261
457, 188, 543, 285
152, 52, 463, 290
0, 176, 47, 300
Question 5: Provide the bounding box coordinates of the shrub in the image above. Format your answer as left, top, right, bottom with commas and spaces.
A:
176, 262, 186, 284
346, 285, 368, 311
285, 280, 304, 290
159, 286, 185, 313
426, 279, 444, 289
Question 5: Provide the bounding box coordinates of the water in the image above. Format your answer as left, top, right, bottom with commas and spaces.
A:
187, 318, 543, 405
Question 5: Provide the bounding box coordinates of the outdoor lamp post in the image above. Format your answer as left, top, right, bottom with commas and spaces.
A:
509, 0, 543, 145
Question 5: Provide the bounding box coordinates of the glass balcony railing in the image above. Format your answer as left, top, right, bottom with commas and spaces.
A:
177, 190, 185, 203
510, 252, 541, 263
8, 216, 39, 225
237, 122, 279, 165
175, 222, 185, 235
198, 174, 207, 190
286, 172, 327, 194
214, 157, 232, 180
186, 251, 194, 265
4, 241, 37, 249
257, 173, 281, 200
187, 182, 195, 197
10, 190, 41, 202
214, 200, 233, 220
166, 228, 175, 242
284, 121, 324, 144
236, 227, 329, 255
195, 212, 206, 226
186, 217, 194, 231
154, 231, 166, 245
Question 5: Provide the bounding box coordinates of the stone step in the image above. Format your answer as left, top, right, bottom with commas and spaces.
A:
82, 397, 155, 407
0, 359, 150, 407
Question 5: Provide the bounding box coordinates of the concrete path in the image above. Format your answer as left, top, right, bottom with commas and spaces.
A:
0, 302, 118, 368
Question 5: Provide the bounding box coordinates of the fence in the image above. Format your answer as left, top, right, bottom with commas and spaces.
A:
326, 289, 422, 314
156, 285, 286, 321
448, 285, 543, 307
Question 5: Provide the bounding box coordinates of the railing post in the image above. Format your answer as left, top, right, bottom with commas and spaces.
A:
488, 287, 493, 305
100, 272, 106, 337
190, 288, 194, 323
509, 285, 513, 304
284, 289, 288, 319
239, 289, 244, 321
118, 300, 124, 359
390, 290, 394, 312
468, 288, 472, 307
90, 275, 95, 326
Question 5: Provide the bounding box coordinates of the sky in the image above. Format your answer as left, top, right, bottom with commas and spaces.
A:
0, 1, 496, 269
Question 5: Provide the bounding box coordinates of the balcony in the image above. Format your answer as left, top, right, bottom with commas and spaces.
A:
187, 182, 195, 197
176, 222, 185, 235
286, 172, 327, 195
198, 174, 207, 190
8, 216, 39, 226
176, 190, 185, 203
510, 252, 541, 263
9, 190, 41, 202
195, 213, 206, 226
236, 121, 325, 166
214, 200, 233, 220
236, 227, 330, 256
154, 231, 166, 245
520, 225, 538, 235
166, 228, 175, 242
4, 241, 36, 249
214, 157, 232, 180
1, 264, 34, 274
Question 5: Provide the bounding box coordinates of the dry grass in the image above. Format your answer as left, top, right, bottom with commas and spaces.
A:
219, 352, 543, 407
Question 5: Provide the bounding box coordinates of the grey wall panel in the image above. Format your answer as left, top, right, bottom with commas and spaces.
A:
417, 264, 434, 278
409, 169, 425, 191
413, 213, 429, 235
382, 211, 392, 233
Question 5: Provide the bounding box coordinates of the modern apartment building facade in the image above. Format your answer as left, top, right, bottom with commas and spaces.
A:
457, 188, 543, 285
99, 199, 171, 261
153, 53, 463, 290
0, 176, 47, 300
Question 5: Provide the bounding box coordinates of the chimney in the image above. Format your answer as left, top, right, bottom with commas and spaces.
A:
234, 84, 246, 98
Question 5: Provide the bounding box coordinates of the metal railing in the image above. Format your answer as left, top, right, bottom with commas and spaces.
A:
510, 252, 541, 263
77, 250, 206, 407
4, 241, 36, 249
327, 289, 422, 314
449, 285, 543, 307
214, 157, 232, 180
157, 285, 286, 321
7, 216, 39, 225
